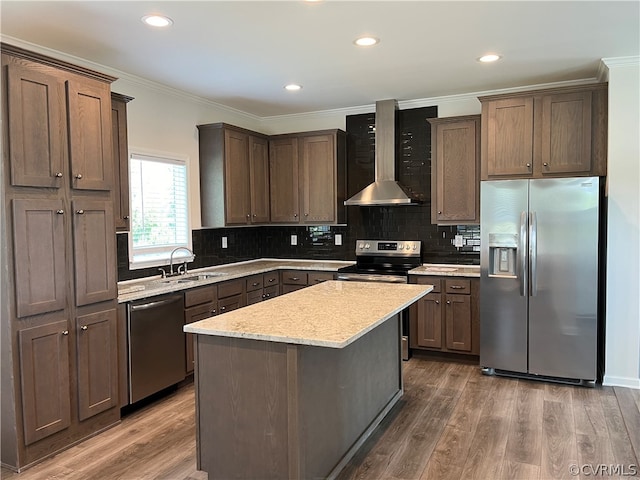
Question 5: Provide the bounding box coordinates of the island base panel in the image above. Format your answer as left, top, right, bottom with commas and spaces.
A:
195, 315, 402, 479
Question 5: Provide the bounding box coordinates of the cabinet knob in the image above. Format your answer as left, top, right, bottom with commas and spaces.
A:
211, 309, 217, 315
220, 306, 226, 311
268, 278, 275, 283
294, 213, 298, 218
75, 173, 83, 179
543, 162, 549, 167
253, 214, 257, 217
435, 300, 440, 304
246, 214, 250, 218
438, 211, 442, 215
76, 209, 84, 215
123, 215, 130, 219
55, 172, 63, 178
252, 282, 259, 287
446, 300, 451, 305
526, 163, 531, 168
291, 277, 299, 281
62, 330, 69, 336
305, 213, 309, 217
56, 209, 64, 214
81, 325, 88, 331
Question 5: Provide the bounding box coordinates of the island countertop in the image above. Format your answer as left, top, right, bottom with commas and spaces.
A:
184, 280, 432, 348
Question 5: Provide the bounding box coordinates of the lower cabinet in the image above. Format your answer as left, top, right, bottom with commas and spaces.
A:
184, 285, 218, 374
246, 271, 280, 305
281, 270, 334, 294
410, 276, 479, 355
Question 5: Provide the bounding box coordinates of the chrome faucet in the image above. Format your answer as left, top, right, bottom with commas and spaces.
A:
169, 247, 195, 276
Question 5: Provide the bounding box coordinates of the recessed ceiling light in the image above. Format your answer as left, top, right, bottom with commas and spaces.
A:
284, 84, 302, 91
354, 36, 379, 47
478, 54, 501, 63
142, 15, 173, 27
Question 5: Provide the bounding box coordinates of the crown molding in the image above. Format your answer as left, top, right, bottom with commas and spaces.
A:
602, 56, 640, 68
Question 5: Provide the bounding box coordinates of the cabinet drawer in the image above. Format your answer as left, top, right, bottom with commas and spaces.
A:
415, 276, 441, 293
263, 271, 279, 286
218, 294, 244, 313
245, 275, 263, 292
184, 285, 217, 307
308, 272, 334, 285
282, 271, 308, 285
246, 289, 263, 305
445, 279, 470, 295
282, 284, 306, 294
263, 285, 279, 300
185, 301, 217, 323
218, 279, 244, 299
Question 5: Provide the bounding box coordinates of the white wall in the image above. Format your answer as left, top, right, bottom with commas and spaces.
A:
602, 58, 640, 388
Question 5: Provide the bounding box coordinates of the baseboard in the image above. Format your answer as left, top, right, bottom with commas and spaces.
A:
602, 374, 640, 389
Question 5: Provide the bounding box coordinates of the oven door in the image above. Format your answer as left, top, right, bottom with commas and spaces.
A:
335, 273, 408, 284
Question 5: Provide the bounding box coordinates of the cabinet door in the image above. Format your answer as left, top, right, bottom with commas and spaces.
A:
224, 129, 251, 224
6, 65, 65, 188
300, 134, 335, 223
12, 199, 66, 317
485, 97, 534, 177
185, 302, 217, 374
432, 118, 479, 224
76, 309, 118, 421
111, 96, 130, 230
445, 294, 471, 351
540, 91, 592, 175
269, 137, 299, 223
19, 321, 71, 445
72, 199, 117, 306
67, 79, 113, 191
218, 294, 244, 314
416, 293, 442, 348
249, 135, 270, 223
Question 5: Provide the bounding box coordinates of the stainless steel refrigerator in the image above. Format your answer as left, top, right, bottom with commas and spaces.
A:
480, 177, 601, 385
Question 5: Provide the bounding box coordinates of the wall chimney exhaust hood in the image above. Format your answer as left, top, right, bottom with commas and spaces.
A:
344, 99, 420, 206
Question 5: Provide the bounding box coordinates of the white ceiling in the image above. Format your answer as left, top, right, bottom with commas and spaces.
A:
1, 1, 638, 117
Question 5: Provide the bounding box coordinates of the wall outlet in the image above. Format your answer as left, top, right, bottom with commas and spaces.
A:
291, 234, 297, 246
335, 234, 342, 246
454, 235, 464, 248
222, 236, 228, 248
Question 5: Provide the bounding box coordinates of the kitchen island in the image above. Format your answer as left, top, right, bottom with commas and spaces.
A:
184, 280, 432, 480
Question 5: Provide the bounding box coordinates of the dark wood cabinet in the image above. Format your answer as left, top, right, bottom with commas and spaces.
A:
269, 130, 346, 225
198, 123, 270, 227
72, 199, 117, 306
281, 270, 334, 294
6, 65, 65, 188
2, 44, 120, 470
18, 320, 71, 446
67, 79, 113, 191
410, 276, 479, 356
111, 93, 133, 231
76, 309, 118, 421
428, 115, 480, 224
12, 199, 67, 318
184, 285, 218, 374
480, 83, 607, 179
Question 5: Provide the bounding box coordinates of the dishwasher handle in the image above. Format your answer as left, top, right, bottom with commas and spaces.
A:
129, 294, 183, 312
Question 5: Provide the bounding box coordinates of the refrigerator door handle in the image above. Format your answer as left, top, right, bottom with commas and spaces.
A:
519, 211, 528, 297
530, 211, 538, 296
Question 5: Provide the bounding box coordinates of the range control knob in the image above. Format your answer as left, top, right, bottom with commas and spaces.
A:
413, 243, 418, 250
397, 243, 403, 250
358, 243, 365, 249
405, 244, 411, 250
364, 243, 370, 249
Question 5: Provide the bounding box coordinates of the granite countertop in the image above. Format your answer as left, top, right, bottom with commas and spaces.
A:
117, 258, 355, 303
409, 263, 480, 278
183, 280, 433, 348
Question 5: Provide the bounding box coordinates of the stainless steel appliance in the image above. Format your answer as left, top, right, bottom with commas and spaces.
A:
337, 240, 422, 359
127, 293, 186, 403
480, 177, 601, 385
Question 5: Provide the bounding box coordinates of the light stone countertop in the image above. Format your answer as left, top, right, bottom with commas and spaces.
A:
117, 258, 355, 303
409, 263, 480, 278
183, 280, 433, 349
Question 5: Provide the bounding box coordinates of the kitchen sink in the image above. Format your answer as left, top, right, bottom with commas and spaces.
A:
176, 272, 227, 282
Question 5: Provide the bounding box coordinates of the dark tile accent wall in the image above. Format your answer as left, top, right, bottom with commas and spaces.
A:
117, 105, 479, 281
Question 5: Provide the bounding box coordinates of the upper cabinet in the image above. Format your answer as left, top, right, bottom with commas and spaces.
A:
479, 83, 607, 180
198, 123, 270, 227
111, 93, 133, 231
269, 130, 346, 225
428, 115, 480, 225
198, 124, 346, 227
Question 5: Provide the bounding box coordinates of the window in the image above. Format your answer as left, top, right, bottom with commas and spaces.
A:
128, 151, 191, 269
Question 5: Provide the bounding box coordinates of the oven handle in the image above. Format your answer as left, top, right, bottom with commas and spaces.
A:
336, 274, 407, 284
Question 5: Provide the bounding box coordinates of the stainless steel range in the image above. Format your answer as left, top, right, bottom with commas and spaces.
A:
337, 240, 422, 361
336, 239, 422, 283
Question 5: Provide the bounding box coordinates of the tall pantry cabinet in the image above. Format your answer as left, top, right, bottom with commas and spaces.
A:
1, 44, 120, 471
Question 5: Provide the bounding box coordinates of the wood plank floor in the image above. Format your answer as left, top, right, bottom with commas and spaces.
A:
3, 356, 639, 480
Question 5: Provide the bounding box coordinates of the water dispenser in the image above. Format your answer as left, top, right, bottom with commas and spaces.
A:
488, 233, 517, 278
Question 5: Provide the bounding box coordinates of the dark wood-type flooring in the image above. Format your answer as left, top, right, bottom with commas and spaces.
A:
3, 356, 639, 480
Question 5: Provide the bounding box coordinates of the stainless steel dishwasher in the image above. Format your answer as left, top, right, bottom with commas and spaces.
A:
127, 293, 185, 404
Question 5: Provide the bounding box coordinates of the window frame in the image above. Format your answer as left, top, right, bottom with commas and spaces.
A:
127, 148, 192, 270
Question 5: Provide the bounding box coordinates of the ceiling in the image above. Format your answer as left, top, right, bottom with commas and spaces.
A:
1, 1, 638, 117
